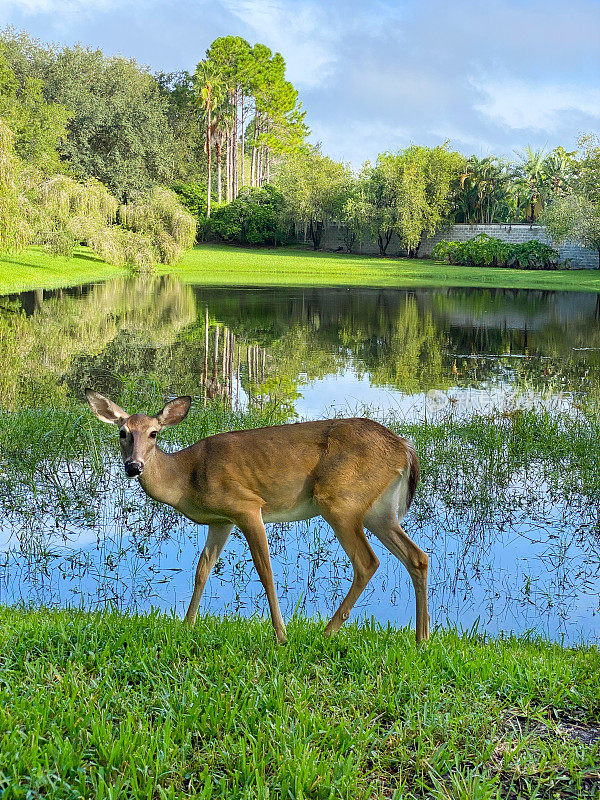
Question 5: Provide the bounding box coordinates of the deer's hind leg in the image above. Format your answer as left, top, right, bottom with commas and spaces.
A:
364, 479, 429, 643
319, 508, 380, 637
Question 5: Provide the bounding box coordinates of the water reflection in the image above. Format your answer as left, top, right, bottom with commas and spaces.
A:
3, 278, 600, 414
1, 277, 600, 640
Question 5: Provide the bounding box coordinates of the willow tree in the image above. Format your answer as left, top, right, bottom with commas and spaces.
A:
121, 187, 197, 263
0, 120, 32, 252
24, 172, 118, 257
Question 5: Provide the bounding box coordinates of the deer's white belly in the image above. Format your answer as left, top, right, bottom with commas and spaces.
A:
262, 500, 320, 524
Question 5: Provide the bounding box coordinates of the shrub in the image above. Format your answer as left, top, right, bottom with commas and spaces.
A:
433, 233, 562, 269
171, 182, 207, 221
208, 186, 287, 246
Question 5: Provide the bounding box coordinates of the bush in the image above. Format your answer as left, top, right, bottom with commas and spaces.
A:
208, 186, 287, 246
433, 233, 563, 269
171, 182, 207, 220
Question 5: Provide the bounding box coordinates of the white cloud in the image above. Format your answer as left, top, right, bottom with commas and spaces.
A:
0, 0, 119, 12
473, 77, 600, 132
221, 0, 339, 88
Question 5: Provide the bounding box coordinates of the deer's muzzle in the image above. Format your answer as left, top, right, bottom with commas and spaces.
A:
124, 460, 144, 478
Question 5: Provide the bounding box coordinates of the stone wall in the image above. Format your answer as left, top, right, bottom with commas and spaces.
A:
301, 223, 598, 269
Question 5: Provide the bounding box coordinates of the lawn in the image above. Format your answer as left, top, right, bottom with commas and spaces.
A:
172, 245, 600, 293
2, 244, 600, 294
0, 608, 598, 799
0, 246, 127, 295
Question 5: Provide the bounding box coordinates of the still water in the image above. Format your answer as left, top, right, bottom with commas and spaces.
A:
1, 277, 599, 641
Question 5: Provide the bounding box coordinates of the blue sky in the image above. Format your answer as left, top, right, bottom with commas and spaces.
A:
1, 0, 599, 166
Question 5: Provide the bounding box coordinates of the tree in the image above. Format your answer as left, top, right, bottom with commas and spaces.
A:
0, 120, 31, 252
193, 60, 226, 218
0, 30, 179, 200
155, 70, 207, 184
541, 195, 600, 269
540, 134, 600, 268
455, 156, 514, 224
194, 37, 308, 208
276, 147, 351, 249
356, 162, 398, 255
571, 134, 600, 205
361, 145, 463, 256
0, 43, 69, 172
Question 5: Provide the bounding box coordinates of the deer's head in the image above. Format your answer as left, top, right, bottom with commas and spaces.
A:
85, 389, 192, 478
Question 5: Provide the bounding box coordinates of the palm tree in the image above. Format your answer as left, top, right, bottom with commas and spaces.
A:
457, 156, 513, 223
543, 147, 572, 201
514, 146, 548, 222
194, 61, 225, 218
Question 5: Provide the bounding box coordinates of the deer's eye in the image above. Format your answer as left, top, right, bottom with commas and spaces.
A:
149, 431, 157, 439
119, 429, 126, 439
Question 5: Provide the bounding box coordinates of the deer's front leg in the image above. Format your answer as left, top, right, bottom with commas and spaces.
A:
185, 522, 234, 626
235, 511, 287, 644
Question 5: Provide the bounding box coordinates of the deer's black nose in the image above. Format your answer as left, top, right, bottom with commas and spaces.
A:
124, 461, 143, 477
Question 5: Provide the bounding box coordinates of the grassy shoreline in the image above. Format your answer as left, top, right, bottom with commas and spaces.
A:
2, 244, 600, 294
1, 607, 598, 799
0, 246, 128, 295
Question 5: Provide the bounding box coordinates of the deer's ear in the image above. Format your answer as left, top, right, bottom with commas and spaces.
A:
85, 389, 129, 425
155, 396, 192, 427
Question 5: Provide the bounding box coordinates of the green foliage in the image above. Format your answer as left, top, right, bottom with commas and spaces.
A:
172, 181, 208, 219
156, 71, 207, 184
539, 136, 600, 268
0, 120, 32, 252
433, 233, 562, 269
25, 171, 118, 258
192, 36, 308, 214
208, 185, 286, 245
541, 194, 600, 268
0, 29, 178, 200
0, 42, 69, 173
359, 145, 464, 255
571, 134, 600, 205
120, 187, 197, 264
454, 156, 515, 224
276, 146, 352, 249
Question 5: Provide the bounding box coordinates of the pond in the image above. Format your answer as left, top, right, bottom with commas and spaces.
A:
1, 276, 599, 642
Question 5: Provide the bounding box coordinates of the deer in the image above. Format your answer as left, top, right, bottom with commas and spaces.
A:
85, 389, 429, 644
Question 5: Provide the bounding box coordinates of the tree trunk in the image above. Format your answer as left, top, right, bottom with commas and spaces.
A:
233, 89, 238, 199
226, 128, 231, 203
206, 103, 212, 218
310, 219, 323, 249
240, 90, 245, 188
378, 229, 392, 255
216, 136, 222, 205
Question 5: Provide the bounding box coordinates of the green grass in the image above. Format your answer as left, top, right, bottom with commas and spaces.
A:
2, 244, 600, 294
0, 246, 127, 294
171, 245, 600, 293
0, 608, 598, 799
